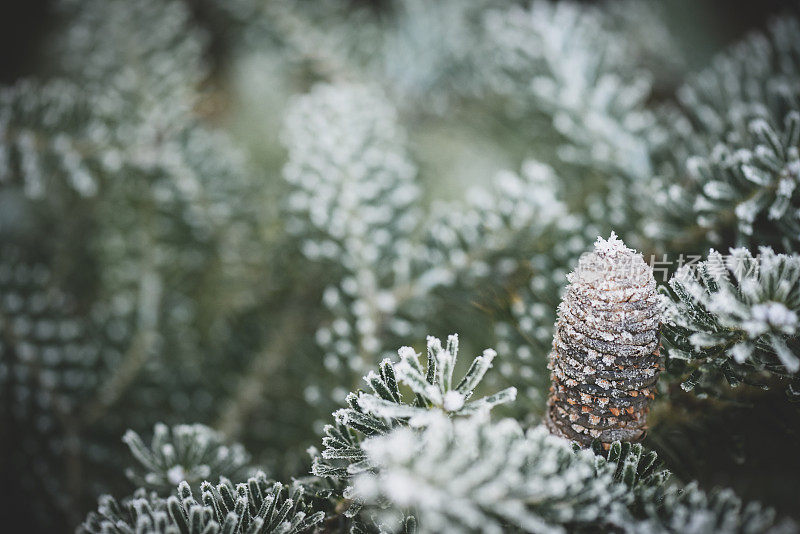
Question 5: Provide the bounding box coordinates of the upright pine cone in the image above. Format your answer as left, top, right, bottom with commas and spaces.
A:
546, 232, 662, 448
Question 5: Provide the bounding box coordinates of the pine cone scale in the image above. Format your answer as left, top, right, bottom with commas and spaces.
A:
553, 338, 661, 367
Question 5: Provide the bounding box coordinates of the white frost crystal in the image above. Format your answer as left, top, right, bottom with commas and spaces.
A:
744, 302, 798, 337
442, 390, 465, 412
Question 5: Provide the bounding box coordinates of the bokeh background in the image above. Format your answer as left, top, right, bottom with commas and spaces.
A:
1, 1, 800, 532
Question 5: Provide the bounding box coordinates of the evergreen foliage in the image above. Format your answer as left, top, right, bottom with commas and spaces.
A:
650, 17, 800, 250
282, 83, 420, 376
353, 416, 789, 533
684, 114, 800, 249
355, 416, 629, 533
1, 0, 260, 524
122, 423, 252, 493
0, 249, 103, 521
2, 1, 800, 532
311, 334, 515, 523
483, 1, 654, 181
661, 247, 800, 395
79, 474, 324, 534
283, 80, 579, 415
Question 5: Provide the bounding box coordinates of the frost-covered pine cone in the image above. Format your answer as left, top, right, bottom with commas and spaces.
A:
546, 232, 662, 448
